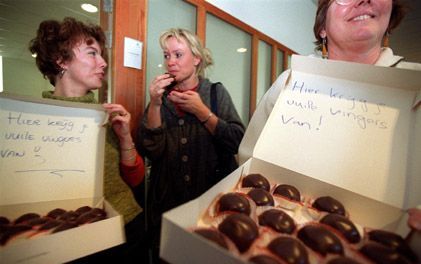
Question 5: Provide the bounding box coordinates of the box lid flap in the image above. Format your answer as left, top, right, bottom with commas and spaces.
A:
0, 94, 106, 205
254, 55, 421, 209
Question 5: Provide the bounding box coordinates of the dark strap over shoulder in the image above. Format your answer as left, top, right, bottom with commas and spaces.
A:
210, 82, 221, 115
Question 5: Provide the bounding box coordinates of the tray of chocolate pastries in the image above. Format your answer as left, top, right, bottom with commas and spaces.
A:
189, 173, 418, 264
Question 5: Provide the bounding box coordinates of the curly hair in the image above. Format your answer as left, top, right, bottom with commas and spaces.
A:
29, 17, 106, 85
313, 0, 408, 50
159, 28, 213, 78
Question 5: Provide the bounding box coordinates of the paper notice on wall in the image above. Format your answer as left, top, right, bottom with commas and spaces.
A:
254, 55, 421, 208
0, 95, 106, 205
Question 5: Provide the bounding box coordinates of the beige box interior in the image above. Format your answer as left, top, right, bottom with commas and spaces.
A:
160, 55, 421, 264
0, 95, 125, 263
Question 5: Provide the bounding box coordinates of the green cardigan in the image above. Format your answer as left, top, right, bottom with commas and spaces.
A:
42, 91, 142, 224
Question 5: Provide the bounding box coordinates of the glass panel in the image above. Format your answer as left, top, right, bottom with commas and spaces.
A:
277, 49, 285, 77
256, 40, 271, 105
206, 14, 251, 125
288, 54, 292, 69
146, 0, 196, 104
0, 0, 100, 98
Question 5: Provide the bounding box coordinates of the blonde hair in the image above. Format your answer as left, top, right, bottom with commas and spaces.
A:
159, 28, 213, 78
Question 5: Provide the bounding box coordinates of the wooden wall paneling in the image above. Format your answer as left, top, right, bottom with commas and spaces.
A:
196, 5, 207, 44
250, 35, 259, 118
113, 0, 147, 136
283, 50, 290, 70
271, 45, 277, 84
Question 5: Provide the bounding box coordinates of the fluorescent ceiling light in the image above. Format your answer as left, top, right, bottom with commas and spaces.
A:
81, 3, 98, 13
237, 48, 247, 53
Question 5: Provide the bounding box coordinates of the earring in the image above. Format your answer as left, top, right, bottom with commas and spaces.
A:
59, 68, 66, 78
322, 37, 328, 59
383, 32, 390, 48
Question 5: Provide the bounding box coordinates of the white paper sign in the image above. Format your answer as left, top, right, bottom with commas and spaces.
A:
123, 37, 142, 69
255, 55, 421, 209
0, 95, 106, 205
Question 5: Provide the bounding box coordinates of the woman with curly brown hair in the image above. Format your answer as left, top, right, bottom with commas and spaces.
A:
29, 17, 147, 263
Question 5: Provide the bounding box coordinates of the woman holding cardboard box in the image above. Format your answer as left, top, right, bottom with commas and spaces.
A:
29, 17, 147, 263
240, 0, 420, 164
239, 0, 421, 258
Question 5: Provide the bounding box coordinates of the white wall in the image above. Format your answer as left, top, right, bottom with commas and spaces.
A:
206, 0, 317, 55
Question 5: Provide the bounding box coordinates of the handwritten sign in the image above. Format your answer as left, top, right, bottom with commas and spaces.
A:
0, 95, 106, 205
255, 55, 420, 209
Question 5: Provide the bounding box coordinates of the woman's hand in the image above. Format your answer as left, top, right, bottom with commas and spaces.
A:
408, 208, 421, 230
102, 103, 133, 147
168, 90, 207, 115
149, 73, 175, 107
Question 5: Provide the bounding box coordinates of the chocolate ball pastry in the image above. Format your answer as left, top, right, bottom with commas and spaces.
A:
75, 206, 92, 215
194, 228, 228, 249
57, 211, 80, 223
52, 222, 78, 233
312, 196, 345, 216
38, 219, 62, 231
242, 173, 271, 191
248, 188, 274, 206
14, 213, 40, 224
218, 213, 258, 253
249, 254, 282, 264
273, 184, 301, 202
0, 216, 10, 225
26, 217, 50, 228
327, 256, 361, 264
320, 213, 361, 243
218, 192, 251, 215
258, 209, 296, 234
0, 225, 32, 245
46, 208, 66, 219
360, 242, 411, 264
268, 236, 309, 264
367, 229, 417, 263
297, 225, 344, 256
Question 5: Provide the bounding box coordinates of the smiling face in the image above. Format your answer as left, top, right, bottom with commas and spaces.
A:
60, 39, 107, 95
163, 36, 201, 85
321, 0, 392, 55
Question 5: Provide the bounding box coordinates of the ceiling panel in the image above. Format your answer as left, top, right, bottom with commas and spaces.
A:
0, 0, 99, 63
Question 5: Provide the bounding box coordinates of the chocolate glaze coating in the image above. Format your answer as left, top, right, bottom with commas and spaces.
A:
297, 225, 343, 256
14, 213, 40, 224
258, 209, 296, 234
0, 216, 10, 225
218, 192, 251, 215
194, 228, 228, 249
320, 213, 361, 243
218, 213, 258, 253
360, 242, 411, 264
52, 222, 78, 233
26, 217, 50, 228
312, 196, 345, 216
368, 229, 417, 262
38, 219, 62, 231
57, 211, 80, 223
327, 256, 361, 264
75, 206, 92, 215
268, 236, 309, 264
0, 225, 32, 245
46, 208, 66, 219
273, 184, 301, 202
242, 173, 271, 191
248, 188, 274, 206
249, 254, 282, 264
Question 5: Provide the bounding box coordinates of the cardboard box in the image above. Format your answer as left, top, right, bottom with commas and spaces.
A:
0, 94, 125, 263
160, 55, 421, 263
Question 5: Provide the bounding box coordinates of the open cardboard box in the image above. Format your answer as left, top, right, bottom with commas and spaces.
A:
0, 95, 125, 263
160, 55, 421, 263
